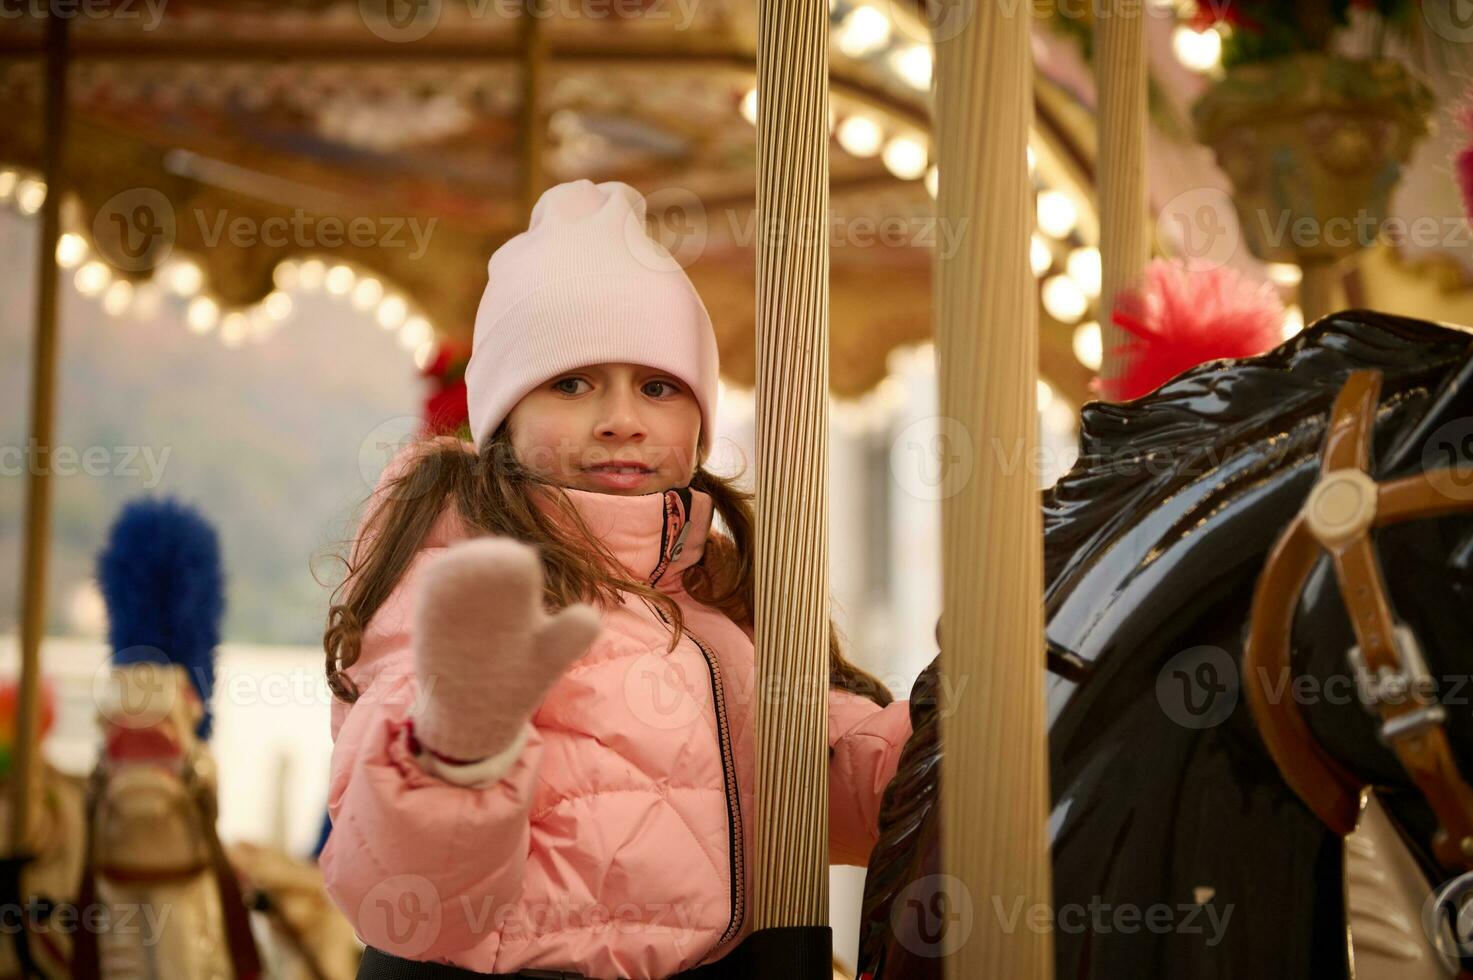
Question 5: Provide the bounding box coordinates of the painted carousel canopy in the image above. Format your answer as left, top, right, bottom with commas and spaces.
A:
0, 0, 1102, 404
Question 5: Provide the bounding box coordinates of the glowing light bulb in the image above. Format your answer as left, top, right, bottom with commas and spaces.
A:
74, 260, 111, 297
891, 44, 932, 90
1172, 25, 1222, 73
56, 233, 88, 269
740, 88, 757, 125
220, 312, 250, 347
377, 294, 408, 330
297, 259, 326, 291
102, 279, 133, 317
838, 5, 891, 57
399, 315, 432, 350
1073, 321, 1103, 371
1042, 274, 1088, 324
351, 277, 384, 310
163, 257, 203, 297
187, 295, 220, 333
15, 179, 46, 215
1031, 235, 1053, 278
272, 260, 300, 290
1266, 262, 1302, 287
837, 115, 883, 158
325, 264, 356, 296
882, 136, 928, 180
1037, 190, 1078, 240
264, 290, 293, 321
1282, 305, 1305, 340
1066, 246, 1102, 299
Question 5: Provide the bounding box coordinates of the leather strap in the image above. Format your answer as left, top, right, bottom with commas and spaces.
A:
1244, 513, 1364, 833
1245, 369, 1473, 872
70, 769, 103, 980
71, 758, 262, 979
193, 762, 263, 980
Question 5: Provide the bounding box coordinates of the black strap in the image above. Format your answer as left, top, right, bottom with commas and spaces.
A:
357, 943, 749, 980
735, 926, 831, 978
0, 852, 38, 979
359, 947, 585, 978
69, 772, 103, 980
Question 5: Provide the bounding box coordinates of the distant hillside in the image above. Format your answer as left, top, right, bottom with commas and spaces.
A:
1, 212, 426, 645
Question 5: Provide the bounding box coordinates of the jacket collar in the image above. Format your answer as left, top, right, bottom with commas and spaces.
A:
531, 482, 714, 588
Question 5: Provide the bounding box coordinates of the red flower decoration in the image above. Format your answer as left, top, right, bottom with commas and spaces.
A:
1098, 259, 1286, 402
1456, 82, 1473, 227
420, 339, 473, 438
1189, 1, 1265, 34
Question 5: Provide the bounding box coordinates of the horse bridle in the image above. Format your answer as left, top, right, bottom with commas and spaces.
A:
1245, 369, 1473, 967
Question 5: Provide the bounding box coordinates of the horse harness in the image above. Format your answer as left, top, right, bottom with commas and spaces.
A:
1245, 369, 1473, 973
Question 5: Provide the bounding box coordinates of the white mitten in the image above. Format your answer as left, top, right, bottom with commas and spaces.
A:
410, 537, 601, 770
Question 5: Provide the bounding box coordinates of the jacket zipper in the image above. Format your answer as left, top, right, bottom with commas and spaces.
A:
648, 490, 745, 957
650, 603, 746, 956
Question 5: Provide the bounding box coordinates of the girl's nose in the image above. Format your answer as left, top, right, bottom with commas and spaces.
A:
595, 388, 646, 442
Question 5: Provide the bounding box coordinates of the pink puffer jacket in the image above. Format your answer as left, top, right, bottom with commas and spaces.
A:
321, 443, 913, 978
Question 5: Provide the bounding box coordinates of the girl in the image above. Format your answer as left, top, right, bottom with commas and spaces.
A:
321, 180, 913, 979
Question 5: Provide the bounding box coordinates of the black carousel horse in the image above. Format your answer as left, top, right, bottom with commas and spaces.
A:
857, 309, 1473, 979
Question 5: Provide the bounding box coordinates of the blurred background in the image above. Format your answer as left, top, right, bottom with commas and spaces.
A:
4, 0, 1473, 975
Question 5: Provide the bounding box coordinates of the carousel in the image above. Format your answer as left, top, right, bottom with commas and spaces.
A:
2, 0, 1473, 978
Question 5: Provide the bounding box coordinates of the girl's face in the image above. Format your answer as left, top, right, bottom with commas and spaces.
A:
507, 362, 702, 495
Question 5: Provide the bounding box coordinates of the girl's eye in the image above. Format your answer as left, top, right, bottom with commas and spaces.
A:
552, 376, 680, 397
644, 379, 681, 398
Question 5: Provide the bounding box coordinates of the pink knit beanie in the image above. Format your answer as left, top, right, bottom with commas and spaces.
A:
464, 179, 720, 457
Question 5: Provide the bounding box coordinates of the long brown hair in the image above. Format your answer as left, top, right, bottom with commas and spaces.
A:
324, 421, 893, 708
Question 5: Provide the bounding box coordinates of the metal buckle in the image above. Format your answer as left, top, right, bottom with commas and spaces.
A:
1349, 623, 1444, 741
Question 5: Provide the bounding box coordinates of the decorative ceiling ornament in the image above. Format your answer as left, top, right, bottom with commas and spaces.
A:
0, 1, 1104, 406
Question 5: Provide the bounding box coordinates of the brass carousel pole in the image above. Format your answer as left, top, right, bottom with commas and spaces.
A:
933, 1, 1054, 977
13, 5, 69, 861
1094, 0, 1149, 388
750, 0, 832, 973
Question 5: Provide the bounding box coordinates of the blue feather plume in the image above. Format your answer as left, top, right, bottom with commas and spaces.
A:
96, 497, 223, 740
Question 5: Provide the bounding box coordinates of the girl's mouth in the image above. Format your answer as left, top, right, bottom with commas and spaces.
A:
583, 463, 654, 490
